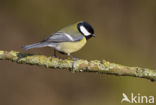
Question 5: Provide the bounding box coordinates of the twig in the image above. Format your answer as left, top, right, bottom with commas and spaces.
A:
0, 50, 156, 82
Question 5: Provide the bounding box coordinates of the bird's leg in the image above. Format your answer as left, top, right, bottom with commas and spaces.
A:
53, 49, 57, 57
67, 53, 79, 72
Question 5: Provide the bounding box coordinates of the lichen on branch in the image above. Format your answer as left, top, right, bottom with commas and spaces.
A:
0, 50, 156, 82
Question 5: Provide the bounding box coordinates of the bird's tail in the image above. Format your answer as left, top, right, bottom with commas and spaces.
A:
22, 42, 49, 50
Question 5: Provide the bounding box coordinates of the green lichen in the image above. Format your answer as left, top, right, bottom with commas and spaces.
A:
0, 51, 4, 59
9, 50, 18, 57
102, 60, 110, 66
0, 50, 156, 82
88, 60, 99, 71
44, 57, 53, 68
50, 57, 60, 68
89, 60, 109, 71
58, 59, 72, 69
0, 51, 4, 54
74, 59, 88, 71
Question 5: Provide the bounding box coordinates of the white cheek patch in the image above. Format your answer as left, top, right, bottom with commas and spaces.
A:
80, 26, 91, 36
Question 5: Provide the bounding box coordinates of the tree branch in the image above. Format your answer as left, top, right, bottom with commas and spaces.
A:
0, 50, 156, 82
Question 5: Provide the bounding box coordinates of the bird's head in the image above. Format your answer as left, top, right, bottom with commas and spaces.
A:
77, 21, 95, 40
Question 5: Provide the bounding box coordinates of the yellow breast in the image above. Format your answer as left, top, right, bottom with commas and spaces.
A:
56, 37, 87, 55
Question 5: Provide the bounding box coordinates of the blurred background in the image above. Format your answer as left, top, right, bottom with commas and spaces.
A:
0, 0, 156, 105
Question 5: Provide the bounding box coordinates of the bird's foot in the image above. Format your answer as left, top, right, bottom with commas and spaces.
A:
52, 55, 57, 58
71, 57, 79, 73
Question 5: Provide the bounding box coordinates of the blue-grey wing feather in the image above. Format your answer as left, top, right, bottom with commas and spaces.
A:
42, 32, 83, 43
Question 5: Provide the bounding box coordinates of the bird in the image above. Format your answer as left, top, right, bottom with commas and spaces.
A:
22, 21, 95, 58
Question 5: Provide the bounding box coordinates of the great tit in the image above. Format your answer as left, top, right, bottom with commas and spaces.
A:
22, 21, 95, 57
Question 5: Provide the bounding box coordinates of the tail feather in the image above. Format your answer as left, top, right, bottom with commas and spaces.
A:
22, 42, 49, 50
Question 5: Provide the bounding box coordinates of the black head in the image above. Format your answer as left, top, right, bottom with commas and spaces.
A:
77, 21, 95, 40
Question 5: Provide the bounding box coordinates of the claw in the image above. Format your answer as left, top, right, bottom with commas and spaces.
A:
72, 57, 79, 73
53, 49, 57, 57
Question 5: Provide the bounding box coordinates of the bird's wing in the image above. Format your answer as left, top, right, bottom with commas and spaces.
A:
42, 32, 83, 43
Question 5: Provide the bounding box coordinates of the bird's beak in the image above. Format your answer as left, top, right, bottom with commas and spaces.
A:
92, 34, 96, 37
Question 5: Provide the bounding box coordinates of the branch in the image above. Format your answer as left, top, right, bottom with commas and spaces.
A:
0, 50, 156, 82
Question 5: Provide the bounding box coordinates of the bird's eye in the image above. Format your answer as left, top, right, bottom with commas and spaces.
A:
80, 26, 91, 36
